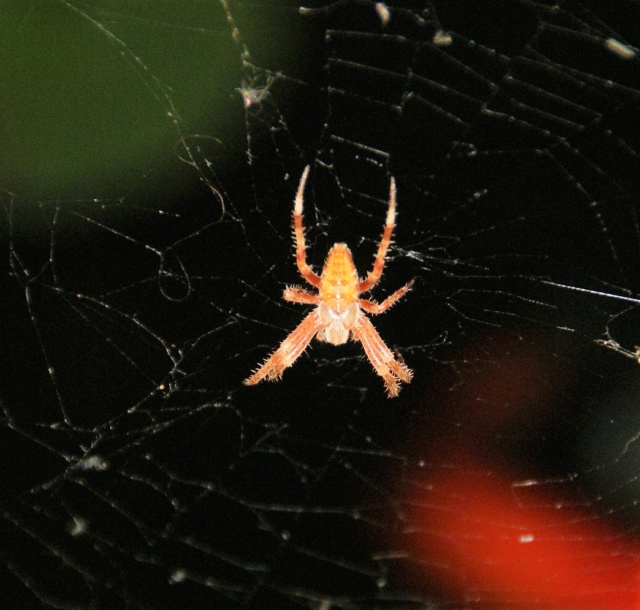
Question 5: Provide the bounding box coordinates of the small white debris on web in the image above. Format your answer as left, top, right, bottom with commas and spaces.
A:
75, 455, 109, 471
238, 78, 275, 109
375, 3, 391, 26
604, 38, 636, 60
68, 517, 88, 536
169, 569, 188, 584
433, 30, 453, 46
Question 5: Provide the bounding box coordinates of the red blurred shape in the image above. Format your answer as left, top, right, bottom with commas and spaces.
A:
410, 466, 640, 609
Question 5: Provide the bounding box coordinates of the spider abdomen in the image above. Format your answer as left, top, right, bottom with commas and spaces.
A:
318, 243, 359, 311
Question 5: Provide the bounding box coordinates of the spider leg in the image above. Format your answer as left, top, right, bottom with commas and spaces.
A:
244, 310, 321, 385
357, 176, 396, 293
351, 313, 412, 397
359, 279, 414, 315
293, 166, 321, 287
283, 285, 320, 305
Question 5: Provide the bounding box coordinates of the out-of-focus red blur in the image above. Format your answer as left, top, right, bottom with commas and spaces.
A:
404, 331, 640, 609
409, 463, 640, 609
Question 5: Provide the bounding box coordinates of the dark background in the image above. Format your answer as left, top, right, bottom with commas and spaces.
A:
1, 1, 640, 608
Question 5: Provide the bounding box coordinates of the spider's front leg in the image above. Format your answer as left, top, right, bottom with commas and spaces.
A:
244, 310, 321, 385
351, 314, 413, 397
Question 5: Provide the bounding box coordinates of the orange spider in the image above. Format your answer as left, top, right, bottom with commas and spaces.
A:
244, 166, 414, 397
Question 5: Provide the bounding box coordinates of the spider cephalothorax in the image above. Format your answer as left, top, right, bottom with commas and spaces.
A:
244, 166, 413, 396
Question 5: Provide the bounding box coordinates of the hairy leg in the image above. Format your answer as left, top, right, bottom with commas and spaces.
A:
283, 285, 319, 305
357, 176, 396, 293
351, 313, 412, 397
244, 310, 321, 385
293, 166, 321, 287
359, 279, 414, 314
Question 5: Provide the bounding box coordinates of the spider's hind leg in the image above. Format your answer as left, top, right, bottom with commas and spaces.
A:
357, 176, 397, 293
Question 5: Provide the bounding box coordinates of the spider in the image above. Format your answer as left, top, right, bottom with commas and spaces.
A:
244, 166, 414, 397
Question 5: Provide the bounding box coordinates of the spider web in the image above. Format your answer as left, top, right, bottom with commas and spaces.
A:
2, 1, 640, 608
